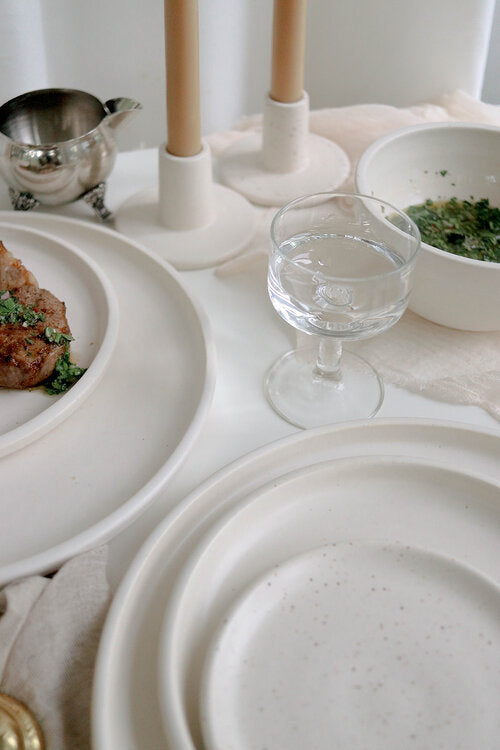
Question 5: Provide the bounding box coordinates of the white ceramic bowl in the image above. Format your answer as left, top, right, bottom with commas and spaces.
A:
355, 122, 500, 331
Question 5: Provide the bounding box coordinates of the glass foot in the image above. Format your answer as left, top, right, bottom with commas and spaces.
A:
265, 345, 384, 429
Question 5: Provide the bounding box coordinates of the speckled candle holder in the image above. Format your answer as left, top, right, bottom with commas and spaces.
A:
114, 141, 256, 270
218, 93, 350, 207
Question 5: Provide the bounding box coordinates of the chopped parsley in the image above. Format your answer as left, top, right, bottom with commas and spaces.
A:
0, 291, 46, 326
405, 197, 500, 263
43, 326, 74, 345
43, 347, 87, 395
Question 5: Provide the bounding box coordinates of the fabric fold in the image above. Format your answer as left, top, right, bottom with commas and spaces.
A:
0, 546, 110, 750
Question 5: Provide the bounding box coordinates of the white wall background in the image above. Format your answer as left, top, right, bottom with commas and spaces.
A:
483, 0, 500, 101
0, 0, 498, 152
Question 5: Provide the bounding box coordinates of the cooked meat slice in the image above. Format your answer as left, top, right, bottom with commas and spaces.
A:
0, 240, 38, 289
0, 286, 71, 389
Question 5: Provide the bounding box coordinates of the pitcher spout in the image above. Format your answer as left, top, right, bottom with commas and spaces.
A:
103, 97, 142, 131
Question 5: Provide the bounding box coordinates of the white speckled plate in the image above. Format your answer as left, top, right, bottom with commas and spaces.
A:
0, 222, 119, 457
159, 455, 500, 750
92, 421, 500, 750
201, 539, 500, 750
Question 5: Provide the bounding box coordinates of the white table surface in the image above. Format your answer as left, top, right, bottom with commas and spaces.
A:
0, 146, 497, 591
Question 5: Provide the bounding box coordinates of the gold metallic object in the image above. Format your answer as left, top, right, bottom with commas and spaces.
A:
0, 693, 44, 750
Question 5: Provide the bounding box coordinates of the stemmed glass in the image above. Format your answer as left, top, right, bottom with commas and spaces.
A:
266, 192, 421, 428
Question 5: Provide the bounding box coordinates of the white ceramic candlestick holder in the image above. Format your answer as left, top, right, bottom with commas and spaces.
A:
114, 141, 257, 270
218, 92, 350, 207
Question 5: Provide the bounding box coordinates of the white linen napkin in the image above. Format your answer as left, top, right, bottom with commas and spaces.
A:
211, 91, 500, 420
0, 546, 110, 750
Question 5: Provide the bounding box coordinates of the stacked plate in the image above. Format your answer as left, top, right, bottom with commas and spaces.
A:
0, 212, 215, 584
93, 420, 500, 750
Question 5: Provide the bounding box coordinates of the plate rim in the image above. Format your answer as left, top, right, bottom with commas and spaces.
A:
0, 220, 120, 457
0, 211, 216, 585
91, 417, 500, 750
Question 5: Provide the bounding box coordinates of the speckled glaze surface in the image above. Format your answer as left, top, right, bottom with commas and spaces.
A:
218, 94, 350, 207
158, 454, 500, 750
201, 540, 500, 750
93, 422, 500, 750
114, 142, 257, 270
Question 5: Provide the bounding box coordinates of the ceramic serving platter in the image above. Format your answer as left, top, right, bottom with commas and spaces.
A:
92, 419, 500, 750
0, 211, 215, 585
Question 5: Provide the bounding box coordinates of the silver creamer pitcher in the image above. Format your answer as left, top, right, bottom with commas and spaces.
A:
0, 88, 141, 219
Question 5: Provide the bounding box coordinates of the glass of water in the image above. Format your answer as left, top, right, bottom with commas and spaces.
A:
266, 192, 421, 428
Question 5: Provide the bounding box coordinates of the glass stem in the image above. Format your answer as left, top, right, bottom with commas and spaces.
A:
313, 337, 342, 381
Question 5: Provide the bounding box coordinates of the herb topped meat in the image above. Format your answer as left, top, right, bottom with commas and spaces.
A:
0, 240, 86, 392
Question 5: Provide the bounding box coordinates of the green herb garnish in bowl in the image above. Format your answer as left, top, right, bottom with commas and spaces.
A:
405, 197, 500, 263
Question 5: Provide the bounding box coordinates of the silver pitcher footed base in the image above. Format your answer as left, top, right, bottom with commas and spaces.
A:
8, 187, 39, 212
82, 182, 112, 220
8, 182, 112, 221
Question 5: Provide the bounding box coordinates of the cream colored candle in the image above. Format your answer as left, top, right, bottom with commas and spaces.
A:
164, 0, 202, 157
270, 0, 307, 103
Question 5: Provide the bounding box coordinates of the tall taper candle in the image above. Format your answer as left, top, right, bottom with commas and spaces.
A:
270, 0, 307, 103
164, 0, 202, 156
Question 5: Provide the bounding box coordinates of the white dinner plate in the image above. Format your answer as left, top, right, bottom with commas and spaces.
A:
0, 211, 215, 585
201, 539, 500, 750
92, 420, 500, 750
159, 455, 500, 750
0, 222, 119, 457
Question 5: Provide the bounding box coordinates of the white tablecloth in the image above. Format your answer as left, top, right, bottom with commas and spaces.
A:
0, 112, 499, 749
0, 144, 495, 589
109, 146, 500, 585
